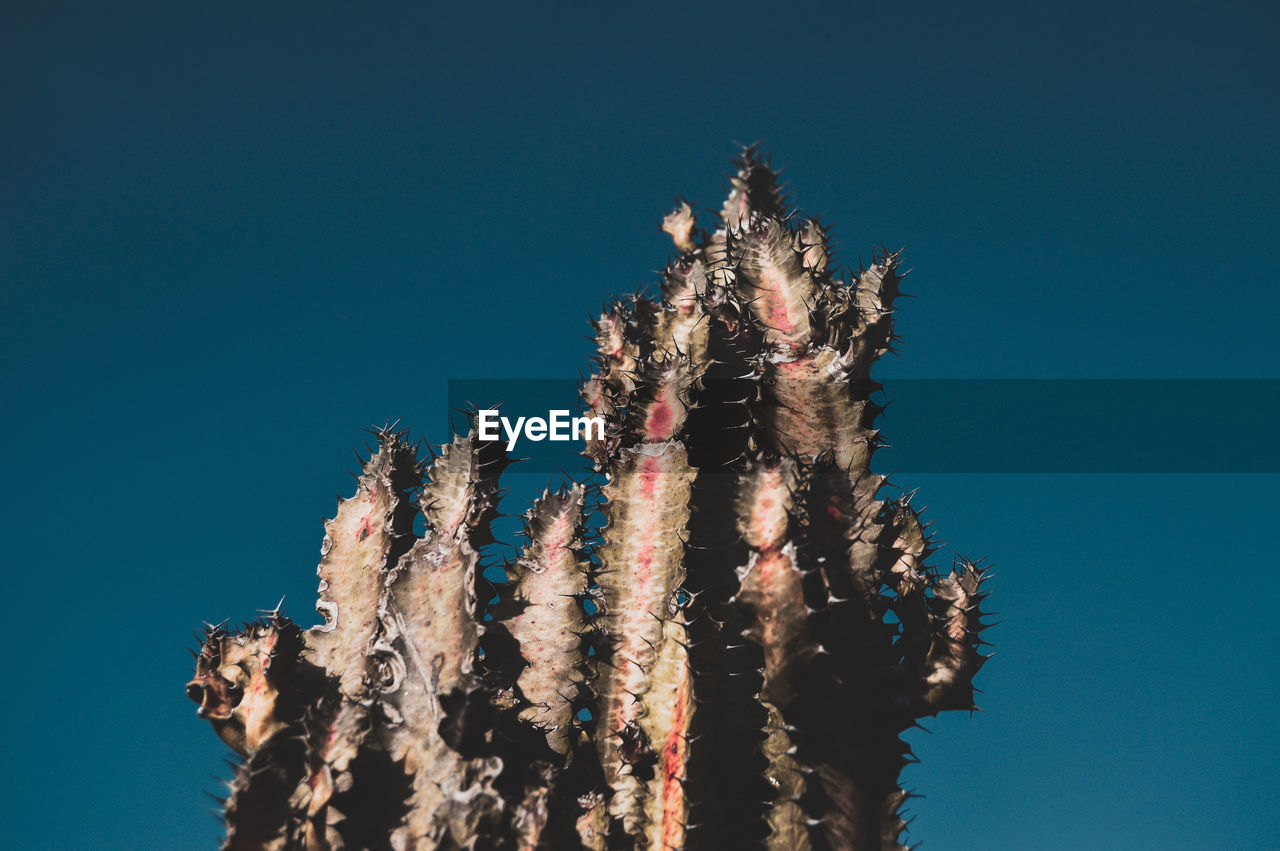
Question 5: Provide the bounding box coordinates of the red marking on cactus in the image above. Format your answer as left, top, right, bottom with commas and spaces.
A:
640, 456, 661, 498
257, 629, 278, 675
244, 630, 279, 706
754, 550, 793, 656
357, 515, 372, 542
645, 401, 675, 441
755, 265, 800, 335
605, 453, 675, 774
753, 497, 780, 549
660, 668, 690, 849
769, 301, 796, 334
745, 464, 793, 550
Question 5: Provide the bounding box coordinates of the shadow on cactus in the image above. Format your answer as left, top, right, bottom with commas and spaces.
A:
187, 149, 993, 850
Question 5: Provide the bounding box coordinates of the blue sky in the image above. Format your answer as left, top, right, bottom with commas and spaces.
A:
2, 1, 1277, 848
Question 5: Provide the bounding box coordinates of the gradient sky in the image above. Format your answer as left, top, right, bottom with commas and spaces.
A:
3, 1, 1277, 848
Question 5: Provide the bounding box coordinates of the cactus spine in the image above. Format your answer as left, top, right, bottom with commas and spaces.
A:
188, 149, 991, 849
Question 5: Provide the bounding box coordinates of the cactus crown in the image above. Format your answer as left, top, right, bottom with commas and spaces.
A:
188, 148, 991, 850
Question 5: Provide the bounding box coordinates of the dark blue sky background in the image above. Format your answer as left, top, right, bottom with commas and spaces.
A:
3, 1, 1277, 848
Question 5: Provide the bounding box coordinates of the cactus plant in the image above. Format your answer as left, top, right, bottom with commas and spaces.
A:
187, 148, 992, 850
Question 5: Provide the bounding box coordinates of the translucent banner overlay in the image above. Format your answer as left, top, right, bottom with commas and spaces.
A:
447, 379, 1280, 473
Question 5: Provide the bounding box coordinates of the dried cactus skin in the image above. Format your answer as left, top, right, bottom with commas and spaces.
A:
188, 149, 991, 851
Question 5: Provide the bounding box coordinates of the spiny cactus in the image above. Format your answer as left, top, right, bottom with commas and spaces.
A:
187, 149, 992, 850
